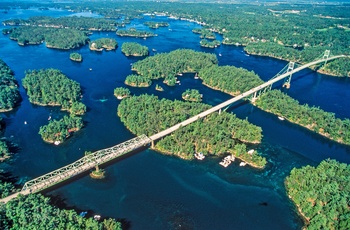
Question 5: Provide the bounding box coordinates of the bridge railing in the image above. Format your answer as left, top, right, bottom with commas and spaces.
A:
22, 134, 151, 192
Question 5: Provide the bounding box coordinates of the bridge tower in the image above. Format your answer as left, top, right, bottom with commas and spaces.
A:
282, 62, 295, 89
322, 50, 331, 65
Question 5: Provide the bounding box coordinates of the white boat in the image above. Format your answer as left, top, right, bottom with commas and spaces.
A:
239, 162, 247, 166
24, 121, 27, 125
48, 116, 51, 121
54, 141, 60, 145
194, 152, 205, 160
178, 73, 183, 76
219, 160, 231, 167
247, 149, 254, 155
194, 73, 199, 79
89, 68, 92, 71
176, 80, 181, 84
93, 215, 101, 220
278, 116, 285, 120
219, 53, 222, 56
152, 48, 157, 52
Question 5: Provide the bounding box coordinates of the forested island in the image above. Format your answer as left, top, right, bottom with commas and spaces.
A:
89, 38, 118, 51
131, 49, 217, 86
39, 115, 83, 144
124, 74, 151, 87
255, 90, 350, 145
22, 68, 86, 115
0, 194, 121, 229
3, 27, 89, 49
69, 52, 82, 62
192, 28, 216, 40
144, 21, 169, 29
198, 65, 264, 95
182, 89, 202, 102
116, 28, 156, 38
121, 42, 148, 56
200, 39, 221, 48
285, 159, 350, 229
0, 59, 20, 112
118, 95, 266, 168
114, 87, 131, 99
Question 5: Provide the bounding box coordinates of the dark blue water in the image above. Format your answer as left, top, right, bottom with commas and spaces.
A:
1, 9, 350, 230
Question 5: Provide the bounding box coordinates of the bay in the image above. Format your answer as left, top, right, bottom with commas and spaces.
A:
0, 8, 349, 230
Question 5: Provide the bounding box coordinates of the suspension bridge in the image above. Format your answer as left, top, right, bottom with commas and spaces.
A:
0, 51, 348, 204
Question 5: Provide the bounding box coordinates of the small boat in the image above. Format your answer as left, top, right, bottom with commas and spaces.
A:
239, 162, 247, 166
178, 73, 183, 76
89, 68, 92, 71
278, 116, 285, 121
79, 211, 87, 217
194, 73, 199, 79
247, 149, 254, 155
219, 53, 222, 56
54, 141, 60, 146
219, 160, 231, 167
93, 215, 101, 221
24, 121, 27, 125
194, 152, 205, 160
152, 48, 157, 52
48, 116, 51, 121
176, 80, 181, 84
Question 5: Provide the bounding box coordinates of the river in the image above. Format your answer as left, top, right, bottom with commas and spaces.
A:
0, 7, 349, 230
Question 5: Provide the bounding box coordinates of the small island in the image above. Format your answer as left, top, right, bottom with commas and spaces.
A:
89, 38, 118, 51
116, 28, 156, 38
285, 159, 350, 229
38, 115, 83, 144
0, 59, 21, 112
192, 28, 216, 39
121, 42, 149, 56
182, 89, 202, 102
69, 52, 82, 62
125, 74, 152, 87
22, 68, 86, 115
0, 138, 12, 162
155, 84, 164, 91
200, 39, 221, 48
144, 21, 169, 29
114, 87, 131, 99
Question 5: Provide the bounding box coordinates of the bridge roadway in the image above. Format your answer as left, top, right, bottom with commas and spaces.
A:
1, 54, 347, 204
149, 55, 347, 141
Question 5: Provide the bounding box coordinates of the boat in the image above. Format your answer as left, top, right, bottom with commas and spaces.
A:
177, 73, 183, 76
54, 141, 60, 146
48, 116, 51, 121
194, 152, 205, 160
194, 73, 199, 79
219, 53, 222, 56
247, 149, 254, 155
152, 48, 157, 52
176, 80, 181, 84
278, 116, 285, 120
219, 159, 231, 167
93, 215, 101, 220
239, 162, 247, 166
79, 211, 87, 217
89, 68, 92, 71
24, 121, 27, 125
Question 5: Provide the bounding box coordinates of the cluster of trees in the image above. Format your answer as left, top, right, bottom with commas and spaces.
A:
69, 52, 82, 62
0, 59, 20, 112
192, 28, 216, 39
124, 74, 152, 87
114, 87, 131, 99
116, 28, 156, 38
255, 90, 350, 145
3, 16, 119, 31
3, 27, 89, 50
0, 194, 122, 229
182, 89, 202, 102
89, 38, 118, 51
121, 42, 149, 56
144, 21, 169, 29
198, 65, 264, 95
131, 49, 218, 86
118, 95, 265, 167
285, 159, 350, 230
0, 138, 11, 162
200, 39, 221, 48
22, 68, 86, 115
38, 115, 83, 143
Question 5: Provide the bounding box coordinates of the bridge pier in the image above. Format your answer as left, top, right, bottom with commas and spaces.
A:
283, 82, 290, 89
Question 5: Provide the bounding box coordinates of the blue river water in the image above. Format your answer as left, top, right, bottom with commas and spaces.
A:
0, 7, 349, 230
